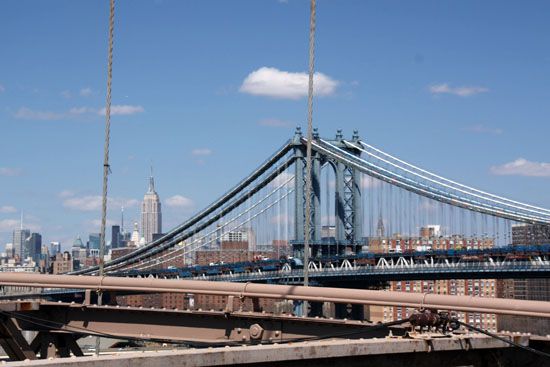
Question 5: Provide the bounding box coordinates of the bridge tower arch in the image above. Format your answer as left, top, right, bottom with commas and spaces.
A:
326, 130, 363, 250
292, 128, 364, 258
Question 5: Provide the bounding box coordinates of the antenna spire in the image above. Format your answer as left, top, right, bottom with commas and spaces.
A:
121, 206, 124, 233
148, 166, 155, 193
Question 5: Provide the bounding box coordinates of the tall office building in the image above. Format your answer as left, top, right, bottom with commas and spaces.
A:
87, 233, 100, 251
25, 232, 42, 263
12, 228, 30, 259
4, 243, 14, 258
141, 170, 162, 243
71, 237, 87, 261
50, 242, 61, 256
111, 225, 121, 249
130, 222, 141, 247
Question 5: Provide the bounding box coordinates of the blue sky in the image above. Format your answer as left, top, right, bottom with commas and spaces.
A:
1, 0, 549, 249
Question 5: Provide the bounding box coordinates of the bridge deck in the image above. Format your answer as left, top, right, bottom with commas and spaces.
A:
5, 334, 549, 367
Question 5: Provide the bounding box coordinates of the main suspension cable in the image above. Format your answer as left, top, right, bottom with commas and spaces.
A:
303, 0, 317, 314
97, 0, 115, 355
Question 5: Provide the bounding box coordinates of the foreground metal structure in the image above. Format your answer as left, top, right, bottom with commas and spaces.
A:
1, 273, 550, 318
0, 299, 408, 359
0, 275, 549, 364
5, 334, 550, 367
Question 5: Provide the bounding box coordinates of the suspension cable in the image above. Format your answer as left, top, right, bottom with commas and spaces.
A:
97, 0, 115, 356
347, 141, 550, 218
319, 139, 549, 224
126, 176, 295, 271
133, 188, 295, 271
357, 140, 550, 215
303, 0, 316, 314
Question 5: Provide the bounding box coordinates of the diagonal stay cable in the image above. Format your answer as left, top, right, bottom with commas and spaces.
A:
127, 177, 295, 271
347, 140, 550, 218
358, 140, 550, 215
133, 188, 295, 271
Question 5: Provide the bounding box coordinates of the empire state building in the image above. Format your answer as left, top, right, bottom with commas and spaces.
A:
141, 171, 162, 243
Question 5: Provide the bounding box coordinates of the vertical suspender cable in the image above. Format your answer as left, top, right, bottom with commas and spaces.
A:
97, 0, 115, 356
303, 0, 317, 314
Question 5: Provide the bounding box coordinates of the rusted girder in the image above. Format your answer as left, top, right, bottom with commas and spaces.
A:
1, 273, 550, 318
5, 300, 404, 346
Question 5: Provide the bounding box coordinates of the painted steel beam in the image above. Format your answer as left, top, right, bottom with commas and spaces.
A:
1, 273, 550, 318
8, 301, 403, 345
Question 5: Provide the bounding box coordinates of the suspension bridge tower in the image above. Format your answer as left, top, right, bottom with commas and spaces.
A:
292, 128, 364, 259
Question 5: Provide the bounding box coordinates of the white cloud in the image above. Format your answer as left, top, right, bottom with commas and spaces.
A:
258, 118, 292, 128
14, 106, 94, 120
490, 158, 550, 177
0, 167, 22, 177
69, 106, 95, 115
61, 90, 72, 99
14, 104, 143, 120
240, 67, 339, 100
14, 107, 64, 121
191, 148, 212, 156
0, 84, 5, 93
165, 195, 194, 209
63, 196, 102, 211
463, 124, 503, 135
98, 105, 144, 116
63, 195, 139, 211
0, 219, 40, 232
0, 206, 17, 214
58, 190, 75, 198
0, 219, 21, 232
429, 83, 488, 97
80, 87, 93, 97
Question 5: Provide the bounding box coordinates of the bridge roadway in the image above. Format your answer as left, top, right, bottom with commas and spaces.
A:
2, 247, 549, 300
4, 257, 548, 300
6, 334, 550, 367
197, 260, 550, 284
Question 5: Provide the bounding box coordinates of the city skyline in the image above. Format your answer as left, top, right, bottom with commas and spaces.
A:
2, 1, 550, 248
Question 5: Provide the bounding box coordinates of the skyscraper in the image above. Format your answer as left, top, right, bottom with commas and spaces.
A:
25, 232, 42, 263
13, 228, 30, 259
50, 241, 61, 256
111, 225, 121, 249
141, 169, 162, 243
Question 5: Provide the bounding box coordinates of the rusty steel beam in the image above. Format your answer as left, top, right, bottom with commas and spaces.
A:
0, 314, 36, 360
7, 301, 404, 345
1, 273, 550, 318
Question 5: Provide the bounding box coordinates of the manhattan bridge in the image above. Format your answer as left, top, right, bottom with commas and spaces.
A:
1, 128, 550, 365
68, 127, 550, 281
